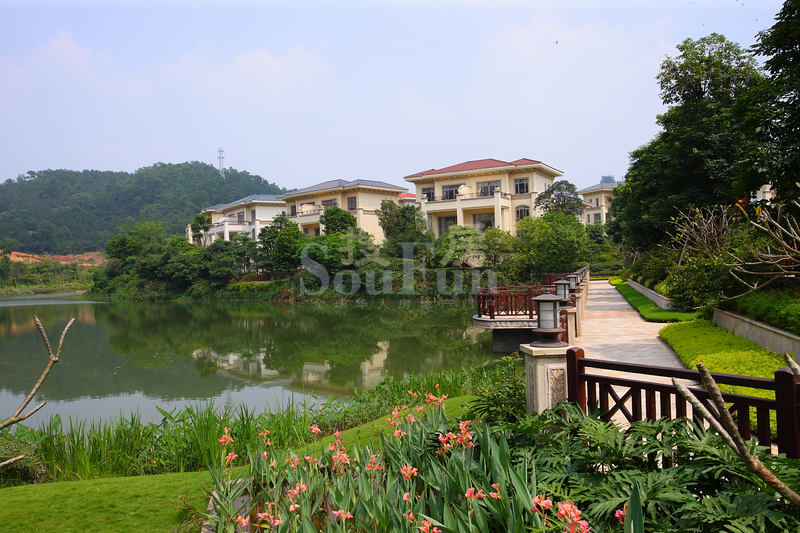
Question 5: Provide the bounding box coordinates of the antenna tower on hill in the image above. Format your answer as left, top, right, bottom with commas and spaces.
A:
217, 147, 225, 177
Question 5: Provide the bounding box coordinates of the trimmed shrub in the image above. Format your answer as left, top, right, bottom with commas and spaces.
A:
662, 256, 736, 311
722, 287, 800, 337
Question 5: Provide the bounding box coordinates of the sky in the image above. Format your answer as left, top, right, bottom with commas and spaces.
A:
0, 0, 785, 192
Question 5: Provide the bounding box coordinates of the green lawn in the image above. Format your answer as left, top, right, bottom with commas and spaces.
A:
615, 282, 696, 322
0, 395, 476, 532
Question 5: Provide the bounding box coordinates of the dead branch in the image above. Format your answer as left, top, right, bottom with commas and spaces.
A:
728, 199, 800, 296
0, 316, 75, 431
785, 353, 800, 379
0, 455, 26, 468
673, 362, 800, 509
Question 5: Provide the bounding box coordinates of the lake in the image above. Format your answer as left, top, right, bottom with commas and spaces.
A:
0, 296, 492, 426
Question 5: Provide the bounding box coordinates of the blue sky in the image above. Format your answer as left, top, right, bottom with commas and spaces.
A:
0, 0, 784, 192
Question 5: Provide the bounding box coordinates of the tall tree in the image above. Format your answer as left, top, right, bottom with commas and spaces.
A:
734, 0, 800, 203
376, 201, 433, 257
610, 33, 764, 251
534, 181, 584, 216
319, 206, 357, 235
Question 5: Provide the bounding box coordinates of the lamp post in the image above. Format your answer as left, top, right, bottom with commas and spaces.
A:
566, 274, 578, 291
554, 279, 571, 302
531, 294, 567, 347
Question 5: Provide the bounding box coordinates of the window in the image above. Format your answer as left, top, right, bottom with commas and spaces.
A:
237, 211, 245, 224
421, 187, 434, 201
596, 198, 599, 207
314, 227, 320, 236
251, 209, 256, 222
347, 196, 357, 210
322, 199, 337, 207
514, 178, 529, 194
477, 181, 500, 197
438, 216, 457, 235
515, 205, 530, 220
473, 213, 495, 232
441, 184, 461, 200
593, 213, 602, 224
290, 205, 297, 216
427, 214, 433, 230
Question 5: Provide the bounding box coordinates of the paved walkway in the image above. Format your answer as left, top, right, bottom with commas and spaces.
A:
574, 280, 684, 368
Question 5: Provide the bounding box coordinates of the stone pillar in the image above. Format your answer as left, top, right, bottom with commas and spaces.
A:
223, 221, 230, 241
574, 292, 583, 337
566, 308, 577, 345
520, 343, 574, 414
456, 195, 464, 226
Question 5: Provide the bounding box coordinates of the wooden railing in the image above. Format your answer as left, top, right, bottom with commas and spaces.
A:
476, 285, 554, 319
566, 348, 800, 458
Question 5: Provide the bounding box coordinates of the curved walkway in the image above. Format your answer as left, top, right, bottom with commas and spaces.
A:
574, 280, 684, 368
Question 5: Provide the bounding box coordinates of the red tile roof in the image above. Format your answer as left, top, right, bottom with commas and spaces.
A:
398, 192, 416, 198
404, 158, 561, 179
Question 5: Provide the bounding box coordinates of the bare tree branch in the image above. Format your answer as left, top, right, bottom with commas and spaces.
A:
0, 316, 75, 431
0, 455, 26, 468
673, 362, 800, 509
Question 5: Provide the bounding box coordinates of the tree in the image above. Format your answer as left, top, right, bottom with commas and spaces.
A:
0, 237, 15, 286
610, 34, 764, 251
376, 201, 434, 257
516, 212, 589, 281
534, 181, 584, 216
434, 225, 484, 267
319, 206, 357, 235
257, 216, 290, 276
190, 214, 211, 245
734, 0, 800, 203
271, 221, 306, 277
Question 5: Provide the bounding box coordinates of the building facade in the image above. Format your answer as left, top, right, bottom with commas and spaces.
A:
188, 194, 286, 244
578, 176, 621, 225
279, 179, 407, 243
404, 158, 563, 237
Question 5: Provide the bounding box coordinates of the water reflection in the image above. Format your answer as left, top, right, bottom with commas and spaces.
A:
0, 298, 491, 424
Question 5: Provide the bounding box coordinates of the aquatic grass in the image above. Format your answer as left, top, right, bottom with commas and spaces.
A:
6, 362, 510, 483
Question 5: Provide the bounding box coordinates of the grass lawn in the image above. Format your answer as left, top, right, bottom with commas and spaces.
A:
615, 282, 696, 322
659, 319, 785, 398
0, 395, 476, 532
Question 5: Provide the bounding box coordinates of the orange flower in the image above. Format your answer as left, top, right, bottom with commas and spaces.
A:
400, 464, 418, 480
224, 452, 238, 464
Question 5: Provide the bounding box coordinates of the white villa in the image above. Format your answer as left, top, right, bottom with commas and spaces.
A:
188, 194, 286, 244
404, 158, 564, 236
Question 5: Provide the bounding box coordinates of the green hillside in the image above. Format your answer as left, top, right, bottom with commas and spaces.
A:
0, 162, 286, 254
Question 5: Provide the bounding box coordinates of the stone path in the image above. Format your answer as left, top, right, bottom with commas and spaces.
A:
574, 280, 684, 368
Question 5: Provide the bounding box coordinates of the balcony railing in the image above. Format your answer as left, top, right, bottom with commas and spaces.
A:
425, 191, 511, 203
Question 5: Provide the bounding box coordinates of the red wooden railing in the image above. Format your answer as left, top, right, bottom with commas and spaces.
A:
566, 348, 800, 458
476, 285, 555, 319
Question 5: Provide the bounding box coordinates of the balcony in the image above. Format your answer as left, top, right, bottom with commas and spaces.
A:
421, 190, 511, 212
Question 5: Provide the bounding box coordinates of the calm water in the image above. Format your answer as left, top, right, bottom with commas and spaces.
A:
0, 297, 491, 426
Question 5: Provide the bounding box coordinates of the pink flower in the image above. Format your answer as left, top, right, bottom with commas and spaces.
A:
403, 492, 411, 501
418, 520, 442, 533
289, 503, 300, 512
615, 504, 627, 525
310, 424, 322, 435
489, 492, 500, 499
393, 429, 408, 438
259, 429, 270, 437
400, 464, 418, 480
218, 427, 234, 446
235, 515, 249, 528
403, 510, 416, 521
285, 456, 300, 469
408, 390, 418, 398
332, 509, 353, 520
464, 487, 486, 500
224, 452, 238, 464
531, 494, 553, 513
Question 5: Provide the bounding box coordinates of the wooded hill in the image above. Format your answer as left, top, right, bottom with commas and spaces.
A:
0, 162, 286, 254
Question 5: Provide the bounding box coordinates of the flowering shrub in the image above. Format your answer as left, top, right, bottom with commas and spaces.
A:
204, 388, 590, 532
